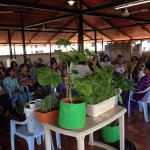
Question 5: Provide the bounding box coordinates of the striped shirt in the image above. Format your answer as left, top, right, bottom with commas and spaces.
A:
132, 75, 150, 101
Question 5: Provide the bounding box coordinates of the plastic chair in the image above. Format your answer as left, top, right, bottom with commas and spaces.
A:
10, 115, 61, 150
22, 85, 35, 101
128, 86, 150, 122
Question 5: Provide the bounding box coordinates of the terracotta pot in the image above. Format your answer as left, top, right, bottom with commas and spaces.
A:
34, 109, 59, 124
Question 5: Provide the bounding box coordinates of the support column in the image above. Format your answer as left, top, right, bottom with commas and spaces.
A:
13, 44, 16, 59
78, 1, 84, 52
94, 30, 97, 54
8, 30, 13, 59
102, 38, 104, 52
20, 14, 26, 63
49, 43, 51, 59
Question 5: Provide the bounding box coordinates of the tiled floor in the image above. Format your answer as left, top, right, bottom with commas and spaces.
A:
0, 109, 150, 150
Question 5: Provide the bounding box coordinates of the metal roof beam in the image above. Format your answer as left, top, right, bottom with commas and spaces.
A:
82, 0, 136, 14
87, 13, 150, 23
25, 14, 76, 28
0, 0, 79, 14
68, 33, 76, 41
83, 33, 93, 40
45, 17, 76, 44
98, 22, 150, 31
82, 2, 131, 40
15, 29, 77, 33
140, 26, 150, 34
83, 20, 112, 40
101, 17, 132, 39
28, 32, 39, 44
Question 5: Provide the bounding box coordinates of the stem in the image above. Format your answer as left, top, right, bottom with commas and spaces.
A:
66, 62, 69, 98
69, 62, 73, 103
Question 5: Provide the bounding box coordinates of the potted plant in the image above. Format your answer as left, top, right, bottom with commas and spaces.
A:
77, 66, 117, 117
55, 39, 94, 129
34, 40, 93, 129
34, 94, 59, 124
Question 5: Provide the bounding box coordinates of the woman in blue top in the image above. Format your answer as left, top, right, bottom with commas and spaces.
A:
3, 67, 27, 106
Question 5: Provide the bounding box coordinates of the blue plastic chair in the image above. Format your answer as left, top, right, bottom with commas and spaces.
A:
128, 86, 150, 122
22, 85, 35, 102
10, 115, 61, 150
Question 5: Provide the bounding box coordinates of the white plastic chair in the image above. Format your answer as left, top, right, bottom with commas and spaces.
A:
10, 115, 61, 150
128, 86, 150, 122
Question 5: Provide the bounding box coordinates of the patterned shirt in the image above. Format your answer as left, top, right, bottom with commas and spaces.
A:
3, 77, 21, 93
132, 75, 150, 101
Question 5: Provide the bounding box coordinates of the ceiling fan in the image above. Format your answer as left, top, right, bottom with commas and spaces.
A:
122, 7, 149, 17
41, 24, 46, 31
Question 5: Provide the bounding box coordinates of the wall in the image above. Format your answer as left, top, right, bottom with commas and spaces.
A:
0, 53, 57, 68
108, 41, 132, 62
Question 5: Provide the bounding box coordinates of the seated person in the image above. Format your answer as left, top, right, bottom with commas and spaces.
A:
3, 67, 27, 106
132, 62, 150, 101
114, 57, 128, 77
0, 86, 10, 117
17, 64, 41, 92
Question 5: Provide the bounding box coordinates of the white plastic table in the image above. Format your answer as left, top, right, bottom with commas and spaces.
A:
43, 105, 126, 150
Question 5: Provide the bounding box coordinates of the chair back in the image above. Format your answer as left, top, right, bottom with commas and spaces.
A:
140, 87, 150, 102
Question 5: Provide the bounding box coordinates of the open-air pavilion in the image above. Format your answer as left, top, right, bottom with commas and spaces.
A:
0, 0, 150, 62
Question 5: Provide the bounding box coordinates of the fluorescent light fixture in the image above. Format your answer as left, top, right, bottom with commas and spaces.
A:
68, 0, 75, 6
115, 0, 150, 9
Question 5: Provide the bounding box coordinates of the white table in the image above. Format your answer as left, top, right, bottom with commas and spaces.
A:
43, 105, 126, 150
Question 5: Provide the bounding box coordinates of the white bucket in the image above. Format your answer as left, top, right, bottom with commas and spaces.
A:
24, 99, 42, 133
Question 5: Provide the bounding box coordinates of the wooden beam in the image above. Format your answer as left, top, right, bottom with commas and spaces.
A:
0, 0, 79, 14
101, 17, 132, 39
84, 20, 112, 41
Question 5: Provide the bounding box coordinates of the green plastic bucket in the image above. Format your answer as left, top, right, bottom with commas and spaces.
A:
102, 125, 120, 143
58, 98, 86, 129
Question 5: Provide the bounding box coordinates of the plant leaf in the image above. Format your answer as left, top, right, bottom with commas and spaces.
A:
55, 39, 71, 47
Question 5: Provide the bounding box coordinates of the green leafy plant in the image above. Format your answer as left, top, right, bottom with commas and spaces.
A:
113, 74, 136, 92
79, 66, 116, 104
37, 94, 58, 113
55, 39, 71, 48
55, 40, 95, 102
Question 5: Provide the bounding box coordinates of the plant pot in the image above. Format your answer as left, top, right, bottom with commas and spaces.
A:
34, 109, 59, 124
102, 125, 120, 143
58, 98, 86, 129
86, 96, 116, 117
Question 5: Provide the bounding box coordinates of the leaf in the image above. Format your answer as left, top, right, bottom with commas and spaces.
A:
36, 67, 62, 87
55, 39, 71, 47
73, 81, 92, 96
50, 72, 62, 88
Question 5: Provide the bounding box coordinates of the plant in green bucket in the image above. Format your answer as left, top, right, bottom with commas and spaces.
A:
55, 39, 95, 129
102, 121, 120, 143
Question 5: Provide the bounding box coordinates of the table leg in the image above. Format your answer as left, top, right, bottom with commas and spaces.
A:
76, 137, 85, 150
119, 114, 125, 150
44, 126, 51, 150
88, 133, 94, 145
